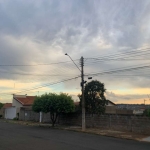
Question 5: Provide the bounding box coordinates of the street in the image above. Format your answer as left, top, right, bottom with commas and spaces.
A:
0, 120, 149, 150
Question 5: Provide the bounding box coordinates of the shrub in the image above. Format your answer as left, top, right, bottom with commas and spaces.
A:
13, 117, 18, 121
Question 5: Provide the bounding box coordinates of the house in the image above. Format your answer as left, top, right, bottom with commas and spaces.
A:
105, 101, 133, 115
106, 100, 116, 106
2, 103, 15, 119
12, 94, 36, 113
1, 103, 12, 118
74, 100, 117, 114
105, 100, 116, 114
133, 107, 145, 115
4, 95, 36, 119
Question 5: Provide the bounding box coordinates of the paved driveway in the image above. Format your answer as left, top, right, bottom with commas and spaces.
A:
0, 120, 149, 150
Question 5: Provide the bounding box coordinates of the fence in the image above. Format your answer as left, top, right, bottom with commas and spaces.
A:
19, 108, 150, 135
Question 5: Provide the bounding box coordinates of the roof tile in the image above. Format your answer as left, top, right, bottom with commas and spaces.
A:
15, 96, 36, 106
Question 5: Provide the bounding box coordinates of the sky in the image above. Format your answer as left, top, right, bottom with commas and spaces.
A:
0, 0, 150, 104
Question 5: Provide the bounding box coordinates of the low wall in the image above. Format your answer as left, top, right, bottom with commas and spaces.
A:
59, 114, 150, 135
19, 108, 150, 135
19, 108, 51, 123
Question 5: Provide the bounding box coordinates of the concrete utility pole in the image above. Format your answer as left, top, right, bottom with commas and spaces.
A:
65, 53, 86, 131
80, 56, 85, 131
144, 99, 146, 105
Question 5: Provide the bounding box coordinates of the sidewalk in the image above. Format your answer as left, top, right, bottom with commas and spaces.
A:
4, 119, 150, 142
63, 126, 150, 142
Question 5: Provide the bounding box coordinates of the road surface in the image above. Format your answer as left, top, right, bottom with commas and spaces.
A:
0, 120, 149, 150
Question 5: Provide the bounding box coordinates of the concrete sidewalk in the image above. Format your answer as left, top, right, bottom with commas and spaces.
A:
3, 119, 150, 143
142, 137, 150, 142
63, 126, 150, 143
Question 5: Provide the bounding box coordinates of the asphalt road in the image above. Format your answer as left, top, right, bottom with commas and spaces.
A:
0, 120, 150, 150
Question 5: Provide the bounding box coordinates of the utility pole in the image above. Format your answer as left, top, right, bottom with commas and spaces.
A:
144, 99, 146, 105
65, 53, 86, 131
81, 56, 85, 131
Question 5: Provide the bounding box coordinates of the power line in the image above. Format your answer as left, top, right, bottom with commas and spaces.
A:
85, 64, 150, 77
0, 59, 80, 67
85, 47, 150, 61
0, 71, 78, 76
0, 76, 80, 95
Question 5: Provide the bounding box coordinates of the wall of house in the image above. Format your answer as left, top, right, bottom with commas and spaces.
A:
12, 98, 23, 113
5, 107, 16, 119
105, 106, 116, 114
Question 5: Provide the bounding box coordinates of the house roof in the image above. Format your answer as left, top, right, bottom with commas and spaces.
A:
107, 100, 116, 106
3, 103, 12, 108
14, 96, 36, 106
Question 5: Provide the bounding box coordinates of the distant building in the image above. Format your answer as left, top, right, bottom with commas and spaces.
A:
133, 108, 145, 115
116, 104, 149, 115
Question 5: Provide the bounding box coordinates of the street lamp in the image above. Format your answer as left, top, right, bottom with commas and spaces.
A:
65, 53, 81, 72
65, 53, 86, 131
65, 53, 93, 131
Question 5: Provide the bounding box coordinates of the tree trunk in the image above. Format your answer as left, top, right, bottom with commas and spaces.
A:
50, 113, 58, 127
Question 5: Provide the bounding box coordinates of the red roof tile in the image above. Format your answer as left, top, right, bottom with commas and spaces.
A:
3, 103, 12, 108
14, 96, 36, 106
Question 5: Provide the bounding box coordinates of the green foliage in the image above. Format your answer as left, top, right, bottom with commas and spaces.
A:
13, 117, 18, 121
143, 108, 150, 117
0, 102, 4, 109
32, 93, 75, 126
79, 80, 107, 115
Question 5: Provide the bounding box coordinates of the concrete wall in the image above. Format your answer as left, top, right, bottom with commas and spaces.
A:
59, 114, 150, 135
5, 107, 16, 119
19, 108, 51, 123
19, 108, 150, 135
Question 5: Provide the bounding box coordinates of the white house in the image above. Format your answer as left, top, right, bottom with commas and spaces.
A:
106, 100, 116, 106
4, 95, 36, 119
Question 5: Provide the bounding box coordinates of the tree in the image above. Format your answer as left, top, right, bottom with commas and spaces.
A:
143, 108, 150, 117
79, 80, 107, 115
0, 102, 4, 109
32, 93, 75, 126
32, 96, 43, 113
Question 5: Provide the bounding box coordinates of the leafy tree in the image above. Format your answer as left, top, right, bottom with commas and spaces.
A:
0, 103, 4, 109
143, 108, 150, 117
32, 93, 75, 126
79, 80, 107, 115
32, 96, 42, 113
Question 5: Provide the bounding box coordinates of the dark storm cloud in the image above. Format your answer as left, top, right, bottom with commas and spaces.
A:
0, 0, 150, 102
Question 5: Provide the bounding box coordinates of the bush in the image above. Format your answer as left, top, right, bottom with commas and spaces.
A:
143, 109, 150, 117
0, 115, 2, 118
13, 117, 18, 121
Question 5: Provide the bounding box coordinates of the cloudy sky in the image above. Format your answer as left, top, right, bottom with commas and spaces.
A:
0, 0, 150, 104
